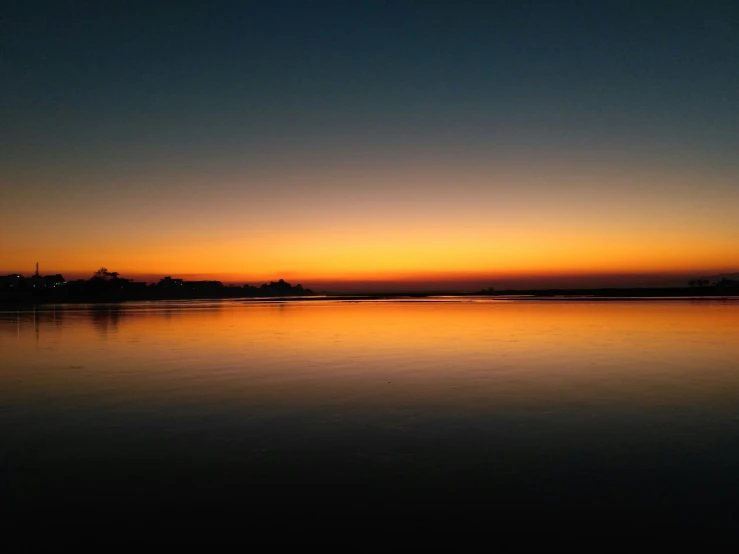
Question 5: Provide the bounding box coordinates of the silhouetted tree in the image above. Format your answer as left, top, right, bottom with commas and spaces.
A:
93, 267, 117, 280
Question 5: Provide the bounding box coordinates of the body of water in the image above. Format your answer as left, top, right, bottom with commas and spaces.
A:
2, 299, 738, 532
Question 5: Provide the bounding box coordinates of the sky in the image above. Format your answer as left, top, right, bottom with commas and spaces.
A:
2, 0, 738, 291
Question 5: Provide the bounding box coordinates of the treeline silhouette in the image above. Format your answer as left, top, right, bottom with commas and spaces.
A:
0, 268, 314, 304
474, 277, 739, 298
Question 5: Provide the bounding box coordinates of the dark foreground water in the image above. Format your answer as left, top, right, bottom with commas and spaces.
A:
2, 299, 739, 535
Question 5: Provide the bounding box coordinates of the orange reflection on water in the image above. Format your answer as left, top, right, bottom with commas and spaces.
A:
2, 300, 739, 416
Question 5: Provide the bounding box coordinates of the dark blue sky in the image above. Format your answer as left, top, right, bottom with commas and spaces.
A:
2, 1, 738, 284
4, 0, 737, 172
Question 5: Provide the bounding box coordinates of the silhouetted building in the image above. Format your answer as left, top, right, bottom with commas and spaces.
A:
1, 269, 314, 303
28, 275, 46, 290
43, 274, 66, 288
0, 274, 23, 290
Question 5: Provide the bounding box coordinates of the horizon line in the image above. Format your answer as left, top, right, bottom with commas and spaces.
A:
3, 267, 738, 293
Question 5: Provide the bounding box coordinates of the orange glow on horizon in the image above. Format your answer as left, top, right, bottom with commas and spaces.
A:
3, 165, 738, 288
3, 230, 737, 290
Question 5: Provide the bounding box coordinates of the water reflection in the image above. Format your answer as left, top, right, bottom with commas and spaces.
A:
2, 299, 739, 529
89, 305, 124, 337
0, 307, 65, 343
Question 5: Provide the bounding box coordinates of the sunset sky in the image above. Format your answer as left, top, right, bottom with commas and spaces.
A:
2, 1, 737, 291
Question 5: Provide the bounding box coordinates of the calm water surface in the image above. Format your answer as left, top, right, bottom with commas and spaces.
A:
2, 299, 739, 529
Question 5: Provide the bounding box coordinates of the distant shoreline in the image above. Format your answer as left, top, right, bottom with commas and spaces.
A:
1, 287, 738, 309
